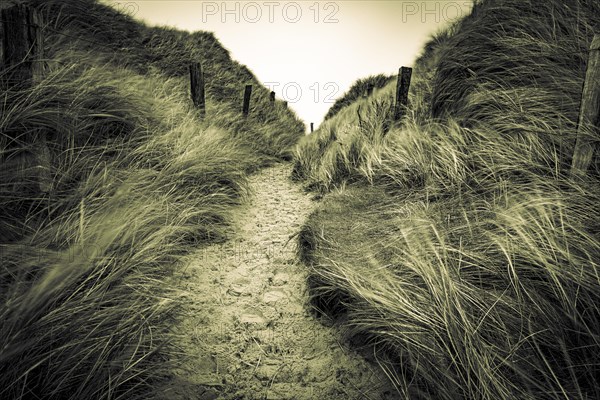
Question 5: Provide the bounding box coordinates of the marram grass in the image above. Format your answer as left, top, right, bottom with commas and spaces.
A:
295, 0, 600, 398
0, 0, 304, 398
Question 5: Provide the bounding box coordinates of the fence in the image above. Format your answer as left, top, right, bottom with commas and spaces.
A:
0, 4, 51, 192
2, 5, 599, 182
188, 66, 285, 120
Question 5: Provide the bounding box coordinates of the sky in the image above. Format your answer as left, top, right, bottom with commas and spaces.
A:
105, 1, 473, 131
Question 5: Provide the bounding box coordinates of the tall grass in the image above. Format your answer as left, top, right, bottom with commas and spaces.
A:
324, 74, 395, 121
294, 0, 600, 398
0, 0, 304, 398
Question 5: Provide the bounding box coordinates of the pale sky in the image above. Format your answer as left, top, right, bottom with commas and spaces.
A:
106, 1, 472, 131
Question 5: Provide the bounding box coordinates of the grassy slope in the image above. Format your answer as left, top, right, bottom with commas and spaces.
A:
0, 0, 304, 399
323, 74, 394, 121
295, 0, 600, 398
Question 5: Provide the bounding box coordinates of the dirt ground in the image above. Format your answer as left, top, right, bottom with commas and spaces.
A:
159, 164, 396, 400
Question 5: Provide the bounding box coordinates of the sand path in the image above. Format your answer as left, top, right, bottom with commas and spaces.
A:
161, 164, 394, 400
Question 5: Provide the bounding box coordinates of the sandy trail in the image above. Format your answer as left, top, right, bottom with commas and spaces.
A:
161, 164, 394, 400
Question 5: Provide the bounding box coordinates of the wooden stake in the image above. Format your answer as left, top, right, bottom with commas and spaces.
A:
310, 122, 314, 133
1, 4, 44, 86
269, 91, 275, 103
571, 34, 600, 178
242, 84, 252, 116
394, 66, 412, 122
1, 5, 51, 192
189, 62, 206, 118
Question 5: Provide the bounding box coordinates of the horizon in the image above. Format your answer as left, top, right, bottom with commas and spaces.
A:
103, 1, 473, 132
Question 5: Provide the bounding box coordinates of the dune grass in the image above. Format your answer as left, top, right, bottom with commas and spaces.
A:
295, 0, 600, 398
0, 0, 304, 398
323, 74, 395, 122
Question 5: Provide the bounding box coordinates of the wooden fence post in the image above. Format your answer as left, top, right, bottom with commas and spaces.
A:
393, 66, 412, 122
269, 91, 275, 103
1, 4, 44, 87
1, 4, 51, 192
283, 101, 288, 108
310, 123, 314, 133
571, 33, 600, 178
189, 62, 206, 118
242, 84, 252, 116
366, 83, 374, 97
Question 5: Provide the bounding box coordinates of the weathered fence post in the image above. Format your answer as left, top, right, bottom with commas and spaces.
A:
310, 123, 314, 133
1, 4, 51, 192
189, 62, 206, 118
571, 33, 600, 178
393, 66, 412, 122
1, 4, 44, 87
242, 84, 252, 116
283, 101, 288, 108
366, 83, 374, 97
269, 91, 275, 103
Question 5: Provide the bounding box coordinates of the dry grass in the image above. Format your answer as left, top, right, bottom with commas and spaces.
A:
0, 1, 304, 398
295, 0, 600, 398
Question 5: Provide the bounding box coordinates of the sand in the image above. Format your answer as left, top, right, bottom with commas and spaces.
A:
159, 164, 395, 400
